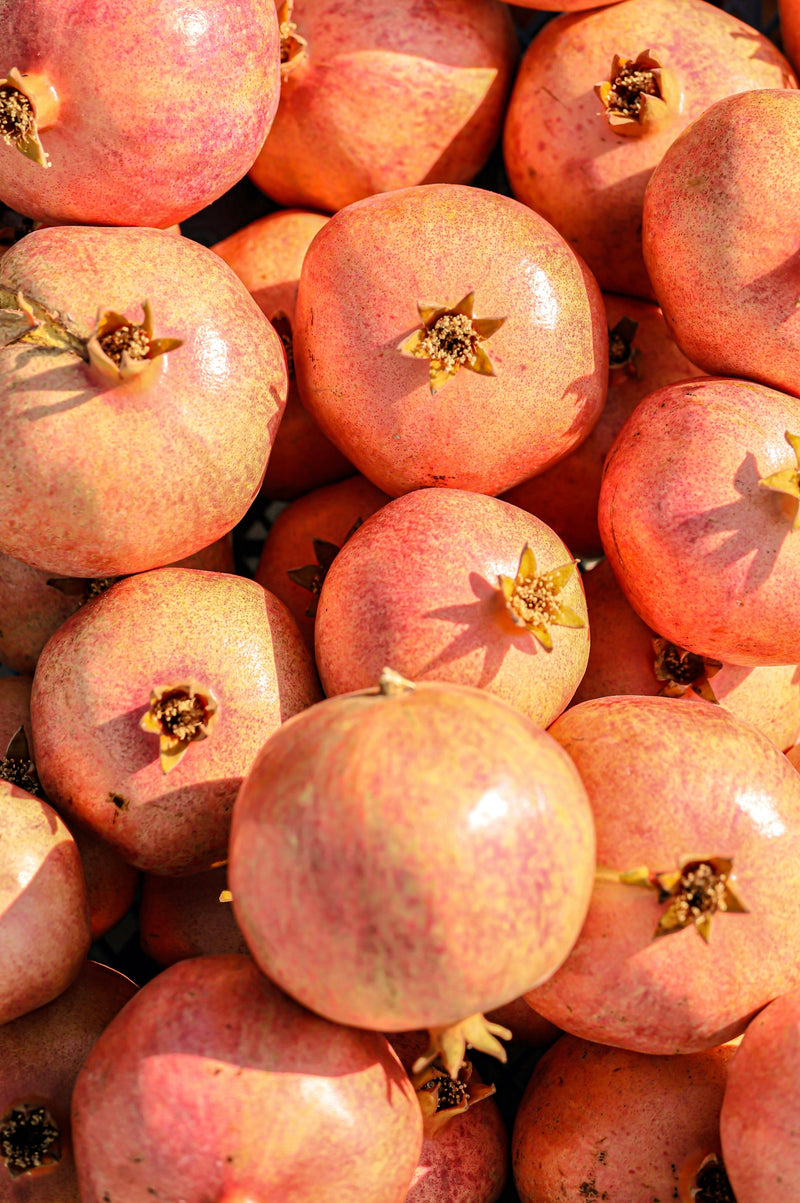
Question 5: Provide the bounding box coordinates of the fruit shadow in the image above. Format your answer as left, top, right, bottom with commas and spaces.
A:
740, 247, 800, 326
7, 349, 99, 419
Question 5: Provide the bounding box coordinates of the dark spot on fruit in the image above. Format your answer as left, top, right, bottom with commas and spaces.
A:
107, 793, 129, 811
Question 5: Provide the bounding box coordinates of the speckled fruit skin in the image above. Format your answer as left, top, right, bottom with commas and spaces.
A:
30, 568, 322, 875
294, 183, 608, 497
527, 696, 800, 1054
249, 0, 518, 213
643, 89, 800, 398
598, 377, 800, 666
503, 0, 796, 299
71, 955, 423, 1203
0, 961, 137, 1203
721, 986, 800, 1200
139, 867, 249, 967
0, 782, 91, 1026
574, 558, 800, 750
512, 1034, 735, 1203
0, 0, 280, 227
255, 473, 389, 652
501, 294, 703, 559
212, 210, 353, 499
229, 680, 596, 1034
315, 489, 589, 727
0, 226, 287, 577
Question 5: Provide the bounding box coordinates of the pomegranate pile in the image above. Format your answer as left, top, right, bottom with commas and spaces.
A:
1, 0, 800, 1200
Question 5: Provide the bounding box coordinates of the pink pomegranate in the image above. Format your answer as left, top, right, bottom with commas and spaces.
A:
0, 225, 287, 577
512, 1034, 736, 1203
249, 0, 518, 213
527, 695, 800, 1054
643, 89, 800, 398
294, 183, 608, 497
255, 473, 389, 652
139, 867, 249, 967
230, 672, 596, 1075
598, 376, 800, 666
0, 1, 281, 227
315, 489, 589, 728
211, 209, 353, 499
30, 568, 322, 875
71, 955, 423, 1203
780, 0, 800, 73
503, 0, 796, 298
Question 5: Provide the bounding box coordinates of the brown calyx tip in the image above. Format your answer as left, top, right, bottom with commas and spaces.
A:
0, 1103, 61, 1178
0, 726, 43, 798
140, 682, 219, 774
277, 0, 307, 77
411, 1014, 512, 1081
0, 68, 57, 167
287, 519, 363, 617
759, 430, 800, 529
412, 1056, 495, 1138
595, 51, 680, 136
653, 637, 721, 703
498, 544, 585, 651
597, 856, 749, 943
398, 292, 505, 394
86, 300, 183, 384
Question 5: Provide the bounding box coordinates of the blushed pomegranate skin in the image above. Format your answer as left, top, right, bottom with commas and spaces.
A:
315, 489, 589, 727
0, 226, 287, 577
598, 377, 800, 666
721, 986, 800, 1200
527, 696, 800, 1053
294, 184, 608, 497
249, 0, 518, 213
0, 961, 137, 1203
30, 568, 322, 875
0, 1, 281, 227
643, 89, 800, 398
503, 0, 796, 299
139, 867, 249, 967
780, 0, 800, 72
71, 955, 423, 1203
512, 1034, 735, 1203
229, 680, 596, 1034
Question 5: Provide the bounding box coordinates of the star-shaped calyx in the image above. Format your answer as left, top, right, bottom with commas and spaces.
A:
86, 300, 183, 383
140, 682, 219, 773
398, 292, 506, 394
498, 544, 585, 651
287, 519, 363, 618
759, 430, 800, 529
412, 1013, 512, 1081
652, 637, 722, 703
595, 51, 680, 136
277, 0, 307, 78
0, 68, 58, 167
412, 1056, 496, 1138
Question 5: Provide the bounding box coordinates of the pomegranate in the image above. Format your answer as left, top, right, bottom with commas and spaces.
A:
71, 955, 423, 1203
503, 0, 796, 299
780, 0, 800, 73
294, 183, 608, 497
139, 867, 249, 967
598, 376, 800, 666
30, 568, 321, 875
0, 1, 281, 227
229, 671, 596, 1075
315, 489, 589, 728
643, 88, 800, 398
527, 695, 800, 1053
249, 0, 518, 213
0, 225, 287, 577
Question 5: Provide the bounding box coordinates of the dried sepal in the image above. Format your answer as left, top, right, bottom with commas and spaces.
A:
286, 518, 363, 617
498, 545, 585, 650
378, 668, 416, 697
140, 682, 219, 774
411, 1014, 512, 1081
759, 430, 800, 529
398, 292, 506, 394
595, 51, 680, 137
0, 287, 86, 357
412, 1057, 496, 1138
652, 638, 722, 703
86, 300, 183, 383
277, 0, 307, 78
0, 68, 58, 167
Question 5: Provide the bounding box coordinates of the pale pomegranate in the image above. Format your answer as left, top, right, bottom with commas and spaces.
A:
0, 226, 287, 576
643, 89, 800, 398
294, 183, 608, 497
315, 489, 589, 728
527, 695, 800, 1053
139, 867, 249, 966
71, 955, 423, 1203
30, 568, 321, 875
249, 0, 518, 213
0, 1, 281, 227
504, 0, 796, 298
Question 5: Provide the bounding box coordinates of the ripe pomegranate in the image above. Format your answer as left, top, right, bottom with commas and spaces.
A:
643, 89, 800, 399
501, 294, 704, 559
211, 209, 353, 499
598, 376, 800, 666
512, 1034, 736, 1203
503, 0, 796, 299
0, 225, 287, 577
0, 1, 281, 227
780, 0, 800, 72
255, 473, 389, 652
249, 0, 518, 213
575, 558, 800, 750
139, 867, 249, 967
229, 672, 596, 1075
71, 955, 423, 1203
527, 695, 800, 1054
294, 183, 608, 497
315, 489, 589, 728
30, 568, 322, 875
